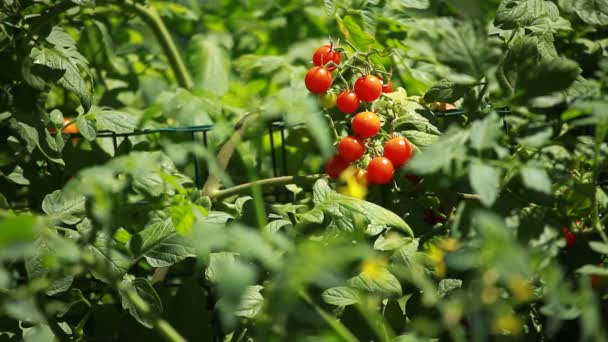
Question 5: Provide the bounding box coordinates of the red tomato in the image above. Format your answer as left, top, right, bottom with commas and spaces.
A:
325, 155, 350, 178
338, 136, 365, 162
354, 75, 382, 102
367, 157, 395, 185
305, 66, 333, 94
562, 227, 576, 248
354, 168, 368, 186
352, 111, 381, 138
384, 137, 413, 167
336, 91, 360, 114
382, 81, 393, 93
313, 44, 341, 71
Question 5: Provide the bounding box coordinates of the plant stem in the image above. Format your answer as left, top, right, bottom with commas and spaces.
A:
209, 174, 324, 200
592, 126, 608, 242
114, 0, 193, 90
122, 285, 187, 342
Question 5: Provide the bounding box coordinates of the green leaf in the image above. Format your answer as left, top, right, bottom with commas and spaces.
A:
119, 277, 163, 328
263, 219, 292, 234
337, 15, 377, 51
589, 241, 608, 255
498, 37, 580, 102
42, 189, 86, 225
188, 34, 230, 95
469, 163, 502, 207
6, 166, 29, 185
93, 109, 138, 133
399, 0, 430, 9
322, 286, 361, 306
391, 238, 420, 266
469, 112, 503, 151
571, 0, 608, 26
521, 166, 552, 194
0, 215, 42, 259
324, 0, 336, 15
495, 0, 563, 29
423, 79, 468, 103
577, 265, 608, 276
374, 234, 414, 251
30, 27, 91, 112
235, 285, 264, 318
313, 181, 413, 236
128, 219, 196, 267
436, 21, 499, 82
25, 239, 74, 296
170, 204, 196, 235
401, 130, 440, 148
71, 0, 95, 7
76, 116, 96, 140
437, 279, 462, 297
87, 231, 132, 283
205, 252, 238, 283
348, 268, 403, 297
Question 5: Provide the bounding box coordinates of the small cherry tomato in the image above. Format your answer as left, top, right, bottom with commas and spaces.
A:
338, 136, 365, 162
382, 81, 393, 93
367, 157, 395, 185
305, 66, 333, 94
320, 92, 337, 109
384, 137, 413, 168
354, 168, 368, 186
325, 155, 350, 178
336, 91, 360, 114
313, 44, 341, 71
354, 75, 383, 102
62, 118, 78, 134
562, 227, 576, 248
352, 111, 381, 138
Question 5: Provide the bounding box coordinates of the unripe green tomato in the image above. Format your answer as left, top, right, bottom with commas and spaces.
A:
319, 92, 337, 109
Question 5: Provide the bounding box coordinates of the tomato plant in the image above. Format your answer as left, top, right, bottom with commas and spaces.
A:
1, 0, 608, 341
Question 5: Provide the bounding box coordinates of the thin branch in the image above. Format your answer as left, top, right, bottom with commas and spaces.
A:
209, 174, 325, 200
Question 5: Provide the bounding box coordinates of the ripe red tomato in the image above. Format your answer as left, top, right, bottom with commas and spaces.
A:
338, 136, 365, 162
305, 66, 333, 94
367, 157, 394, 185
562, 227, 576, 248
352, 111, 381, 138
384, 137, 413, 167
382, 81, 393, 93
325, 155, 350, 178
336, 91, 360, 114
313, 44, 341, 71
354, 75, 382, 102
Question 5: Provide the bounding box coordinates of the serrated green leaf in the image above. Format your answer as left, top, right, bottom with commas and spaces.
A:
42, 190, 86, 225
423, 79, 468, 103
571, 0, 608, 26
235, 285, 264, 318
348, 268, 403, 296
93, 109, 138, 133
322, 286, 361, 306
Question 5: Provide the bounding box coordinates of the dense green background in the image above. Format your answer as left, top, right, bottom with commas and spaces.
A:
1, 0, 607, 341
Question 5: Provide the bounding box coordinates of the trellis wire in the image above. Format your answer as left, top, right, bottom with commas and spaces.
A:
66, 108, 513, 198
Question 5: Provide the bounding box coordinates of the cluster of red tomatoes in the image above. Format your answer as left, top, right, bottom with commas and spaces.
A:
305, 43, 413, 185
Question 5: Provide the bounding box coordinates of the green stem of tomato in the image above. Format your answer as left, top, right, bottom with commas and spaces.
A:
209, 174, 325, 200
115, 0, 194, 90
